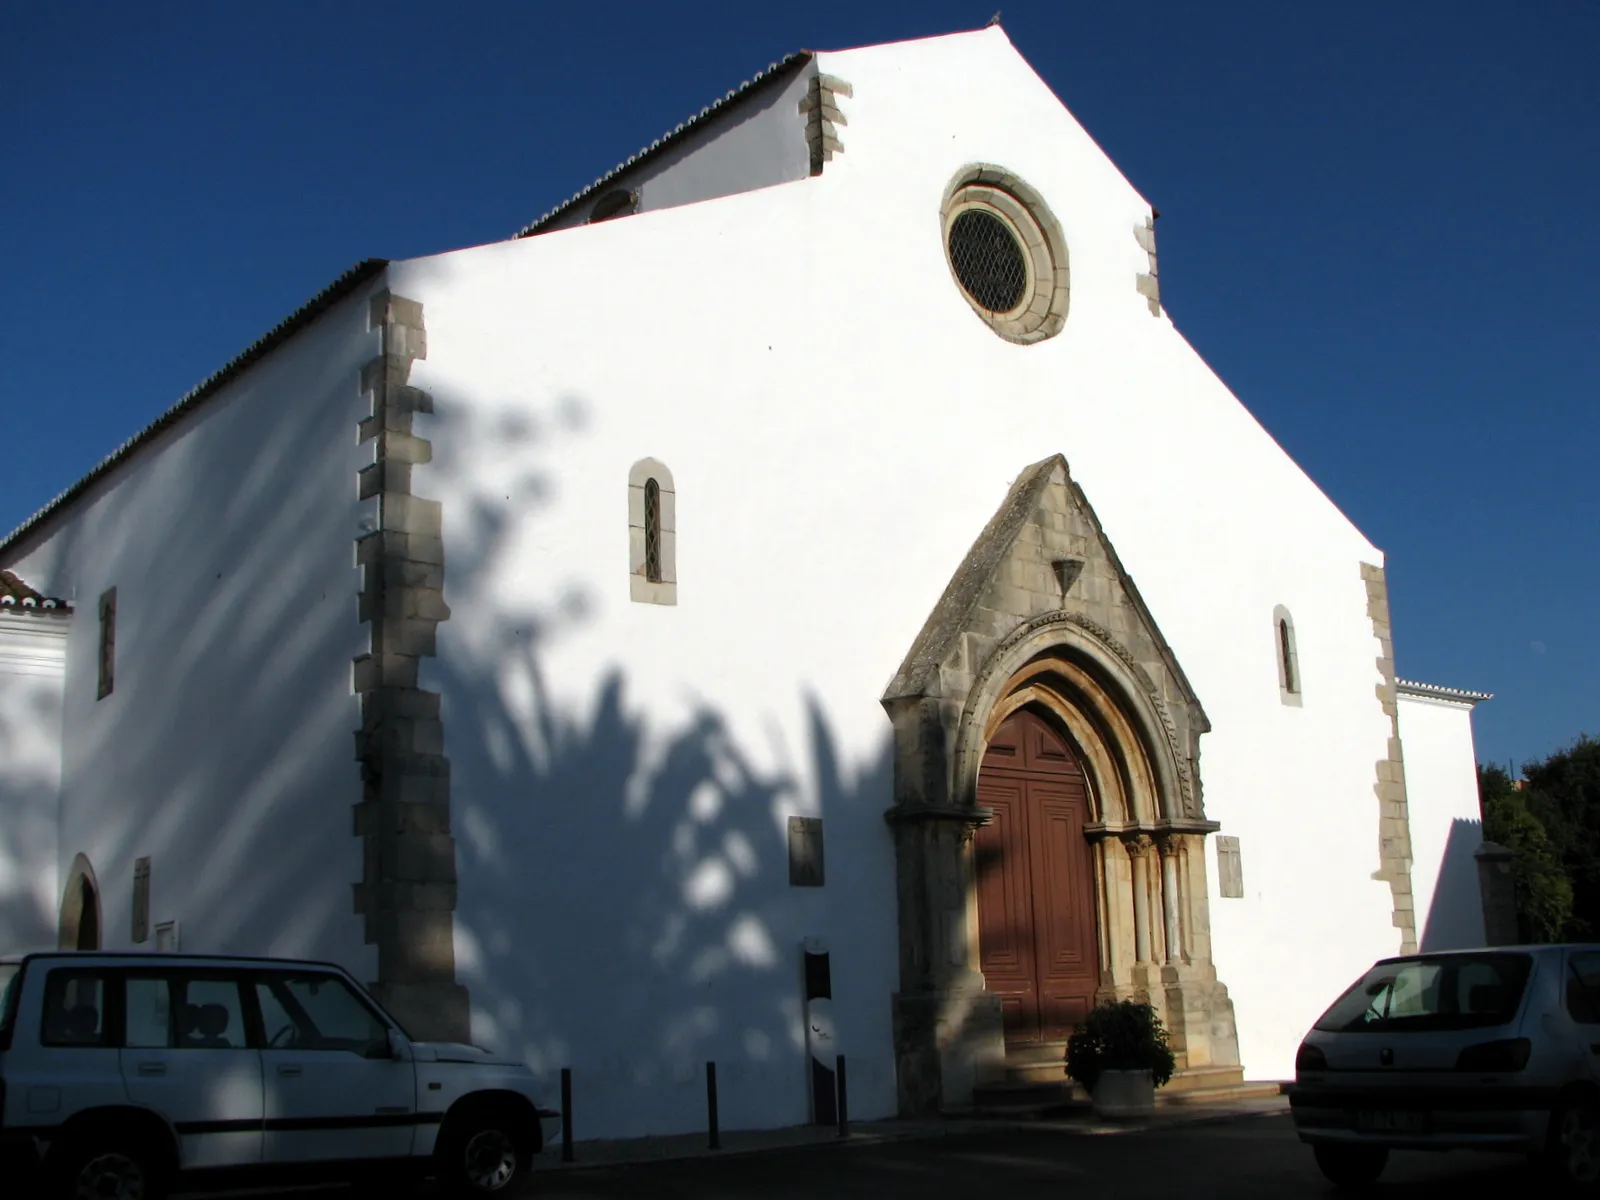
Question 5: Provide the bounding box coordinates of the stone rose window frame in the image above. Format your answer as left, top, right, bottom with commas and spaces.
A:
940, 165, 1070, 345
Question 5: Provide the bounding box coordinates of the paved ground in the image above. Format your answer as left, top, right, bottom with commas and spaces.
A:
190, 1107, 1532, 1200
513, 1113, 1527, 1199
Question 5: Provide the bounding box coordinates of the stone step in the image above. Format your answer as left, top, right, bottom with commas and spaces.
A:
969, 1078, 1286, 1119
1161, 1065, 1245, 1093
998, 1055, 1245, 1090
972, 1076, 1085, 1113
1154, 1080, 1288, 1107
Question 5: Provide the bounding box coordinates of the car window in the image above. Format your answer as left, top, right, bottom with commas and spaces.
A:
256, 972, 388, 1055
0, 964, 19, 1047
125, 976, 171, 1047
1567, 952, 1600, 1024
40, 969, 110, 1047
125, 973, 250, 1050
1313, 953, 1533, 1033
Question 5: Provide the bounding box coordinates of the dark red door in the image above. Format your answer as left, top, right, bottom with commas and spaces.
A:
974, 710, 1100, 1044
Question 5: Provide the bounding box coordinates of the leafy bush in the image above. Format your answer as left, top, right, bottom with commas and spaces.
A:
1065, 999, 1176, 1093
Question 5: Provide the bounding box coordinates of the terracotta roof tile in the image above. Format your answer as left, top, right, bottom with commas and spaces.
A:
0, 569, 71, 614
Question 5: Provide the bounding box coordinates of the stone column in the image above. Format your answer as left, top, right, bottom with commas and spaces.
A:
1126, 837, 1153, 966
1158, 837, 1185, 965
1178, 834, 1215, 970
884, 697, 1005, 1116
887, 809, 1002, 1113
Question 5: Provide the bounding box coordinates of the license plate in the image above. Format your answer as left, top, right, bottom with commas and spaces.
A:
1354, 1110, 1427, 1134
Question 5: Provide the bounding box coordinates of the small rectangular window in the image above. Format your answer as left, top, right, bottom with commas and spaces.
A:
97, 587, 117, 699
154, 921, 180, 953
1216, 835, 1244, 899
132, 857, 151, 944
788, 816, 825, 887
41, 969, 110, 1047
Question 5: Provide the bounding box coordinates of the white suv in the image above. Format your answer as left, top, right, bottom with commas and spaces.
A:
0, 952, 558, 1200
1291, 944, 1600, 1189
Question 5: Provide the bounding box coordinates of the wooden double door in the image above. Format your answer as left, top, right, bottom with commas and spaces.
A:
974, 710, 1102, 1044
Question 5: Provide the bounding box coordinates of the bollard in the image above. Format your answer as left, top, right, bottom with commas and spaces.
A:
560, 1067, 574, 1162
835, 1054, 849, 1137
706, 1061, 721, 1149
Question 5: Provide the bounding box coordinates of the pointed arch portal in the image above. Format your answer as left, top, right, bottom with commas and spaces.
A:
881, 454, 1242, 1115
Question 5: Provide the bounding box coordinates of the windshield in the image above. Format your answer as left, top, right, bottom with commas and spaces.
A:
0, 963, 19, 1043
1314, 952, 1533, 1034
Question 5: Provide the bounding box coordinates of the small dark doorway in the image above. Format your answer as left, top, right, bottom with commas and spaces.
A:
76, 876, 100, 950
974, 709, 1101, 1044
59, 856, 102, 951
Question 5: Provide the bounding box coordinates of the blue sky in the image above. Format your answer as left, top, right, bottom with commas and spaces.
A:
2, 2, 1595, 772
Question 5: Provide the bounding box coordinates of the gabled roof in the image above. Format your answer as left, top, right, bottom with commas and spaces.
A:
0, 259, 389, 562
511, 52, 813, 238
2, 54, 823, 560
1396, 678, 1493, 705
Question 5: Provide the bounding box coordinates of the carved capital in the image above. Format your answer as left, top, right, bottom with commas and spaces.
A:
1122, 833, 1155, 859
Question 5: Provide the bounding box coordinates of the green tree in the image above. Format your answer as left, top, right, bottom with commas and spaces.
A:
1522, 735, 1600, 937
1478, 763, 1573, 942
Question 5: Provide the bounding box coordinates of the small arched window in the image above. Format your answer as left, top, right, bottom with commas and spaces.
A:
628, 458, 676, 605
1273, 605, 1302, 706
588, 189, 638, 224
643, 479, 663, 583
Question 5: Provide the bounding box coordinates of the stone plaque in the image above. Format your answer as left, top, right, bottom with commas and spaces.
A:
788, 816, 825, 887
1216, 836, 1243, 899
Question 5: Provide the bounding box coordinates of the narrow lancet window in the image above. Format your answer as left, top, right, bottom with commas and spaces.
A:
644, 478, 663, 583
1273, 605, 1302, 706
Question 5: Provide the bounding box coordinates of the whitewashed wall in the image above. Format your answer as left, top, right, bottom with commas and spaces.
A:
1397, 690, 1488, 952
398, 25, 1404, 1130
0, 614, 69, 951
0, 288, 381, 977
535, 65, 813, 233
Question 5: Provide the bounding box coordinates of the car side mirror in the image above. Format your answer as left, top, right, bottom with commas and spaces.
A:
363, 1029, 407, 1060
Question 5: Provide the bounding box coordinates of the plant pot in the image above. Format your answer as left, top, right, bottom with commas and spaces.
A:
1091, 1068, 1156, 1118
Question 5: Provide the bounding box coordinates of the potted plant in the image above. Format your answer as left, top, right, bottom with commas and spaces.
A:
1065, 999, 1177, 1118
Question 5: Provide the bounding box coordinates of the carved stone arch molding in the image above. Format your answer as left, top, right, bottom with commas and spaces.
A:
58, 853, 102, 951
881, 454, 1242, 1117
953, 612, 1199, 830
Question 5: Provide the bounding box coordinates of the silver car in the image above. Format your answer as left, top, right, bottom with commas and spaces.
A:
1290, 944, 1600, 1189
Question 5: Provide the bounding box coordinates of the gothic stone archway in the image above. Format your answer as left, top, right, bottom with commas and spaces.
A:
882, 455, 1241, 1114
58, 853, 102, 951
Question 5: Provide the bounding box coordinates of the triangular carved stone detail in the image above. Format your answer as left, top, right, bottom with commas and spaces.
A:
884, 454, 1210, 815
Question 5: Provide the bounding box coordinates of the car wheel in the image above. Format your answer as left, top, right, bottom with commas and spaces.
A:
1547, 1100, 1600, 1188
54, 1137, 166, 1200
436, 1107, 533, 1198
1312, 1144, 1388, 1189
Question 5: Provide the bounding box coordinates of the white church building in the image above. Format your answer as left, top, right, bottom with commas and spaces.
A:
0, 26, 1494, 1137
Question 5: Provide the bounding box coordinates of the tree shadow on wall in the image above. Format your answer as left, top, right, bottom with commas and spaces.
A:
435, 625, 894, 1139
